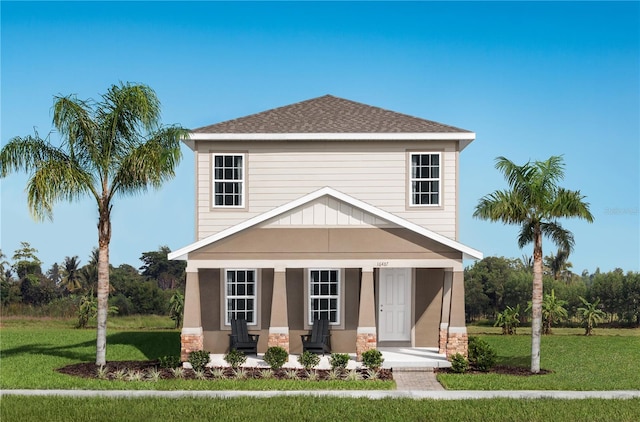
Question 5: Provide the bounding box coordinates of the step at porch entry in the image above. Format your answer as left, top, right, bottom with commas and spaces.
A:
378, 268, 411, 342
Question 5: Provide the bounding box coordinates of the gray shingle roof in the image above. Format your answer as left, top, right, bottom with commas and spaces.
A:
192, 95, 471, 134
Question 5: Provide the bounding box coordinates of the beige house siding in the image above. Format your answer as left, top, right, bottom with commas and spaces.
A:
195, 140, 459, 241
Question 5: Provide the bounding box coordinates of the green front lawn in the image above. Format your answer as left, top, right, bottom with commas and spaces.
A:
2, 396, 640, 422
0, 317, 391, 390
438, 327, 640, 390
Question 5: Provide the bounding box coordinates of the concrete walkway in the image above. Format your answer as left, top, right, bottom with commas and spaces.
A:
2, 389, 639, 400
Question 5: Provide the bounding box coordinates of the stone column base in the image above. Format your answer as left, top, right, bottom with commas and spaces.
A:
356, 329, 377, 361
268, 332, 290, 353
439, 325, 449, 354
445, 328, 468, 358
181, 330, 204, 362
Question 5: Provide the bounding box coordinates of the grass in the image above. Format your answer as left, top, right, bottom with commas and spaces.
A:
438, 326, 640, 390
2, 396, 640, 422
0, 316, 392, 390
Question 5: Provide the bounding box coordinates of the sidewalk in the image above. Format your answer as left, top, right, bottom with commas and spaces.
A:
2, 389, 639, 400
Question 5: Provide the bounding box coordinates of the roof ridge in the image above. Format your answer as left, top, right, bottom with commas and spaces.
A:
192, 95, 472, 134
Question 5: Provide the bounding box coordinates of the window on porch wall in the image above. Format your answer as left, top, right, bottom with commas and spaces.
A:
225, 269, 256, 325
309, 269, 340, 325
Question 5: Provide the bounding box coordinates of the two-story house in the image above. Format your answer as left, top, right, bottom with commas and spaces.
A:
168, 95, 482, 361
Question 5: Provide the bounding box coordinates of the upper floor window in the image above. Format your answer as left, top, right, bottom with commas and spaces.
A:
410, 152, 440, 206
225, 269, 257, 325
308, 269, 340, 325
213, 154, 244, 207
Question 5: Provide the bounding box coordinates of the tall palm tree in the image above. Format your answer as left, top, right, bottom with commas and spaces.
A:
474, 156, 593, 373
0, 83, 186, 366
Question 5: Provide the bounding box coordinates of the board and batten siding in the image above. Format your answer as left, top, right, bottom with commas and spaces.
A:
195, 140, 459, 240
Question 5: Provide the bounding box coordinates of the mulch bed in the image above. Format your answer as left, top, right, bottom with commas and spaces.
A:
437, 365, 553, 376
57, 360, 394, 381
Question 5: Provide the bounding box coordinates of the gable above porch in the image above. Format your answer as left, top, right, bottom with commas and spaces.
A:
169, 187, 482, 263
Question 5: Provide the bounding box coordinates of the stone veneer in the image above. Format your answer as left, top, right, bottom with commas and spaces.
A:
268, 333, 290, 353
445, 331, 468, 358
355, 332, 377, 361
439, 327, 448, 354
180, 333, 204, 361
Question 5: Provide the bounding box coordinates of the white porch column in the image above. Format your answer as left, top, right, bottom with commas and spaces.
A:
268, 268, 289, 352
181, 270, 203, 361
356, 267, 376, 360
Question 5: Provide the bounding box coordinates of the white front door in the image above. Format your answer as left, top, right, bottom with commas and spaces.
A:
378, 268, 411, 342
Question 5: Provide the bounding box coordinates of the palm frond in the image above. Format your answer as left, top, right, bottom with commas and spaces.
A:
550, 188, 594, 222
26, 158, 95, 221
517, 221, 536, 248
110, 125, 185, 197
540, 221, 574, 254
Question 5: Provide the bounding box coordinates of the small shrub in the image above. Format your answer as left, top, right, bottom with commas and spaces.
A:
345, 369, 363, 381
233, 368, 248, 379
158, 355, 182, 369
113, 369, 126, 381
366, 369, 379, 380
264, 346, 289, 370
146, 368, 162, 382
297, 351, 321, 370
126, 369, 144, 382
329, 353, 350, 370
224, 349, 247, 369
284, 368, 299, 379
96, 365, 109, 380
449, 353, 469, 374
361, 349, 384, 370
188, 350, 211, 372
261, 369, 274, 379
468, 336, 497, 372
327, 368, 341, 380
210, 367, 226, 379
170, 367, 185, 379
194, 369, 207, 380
306, 370, 319, 381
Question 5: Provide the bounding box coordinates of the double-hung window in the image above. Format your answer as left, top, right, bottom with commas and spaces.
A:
213, 154, 244, 207
308, 269, 340, 325
410, 152, 440, 206
225, 269, 256, 325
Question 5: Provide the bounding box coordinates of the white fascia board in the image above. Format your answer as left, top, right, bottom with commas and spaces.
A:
188, 132, 476, 141
168, 187, 483, 261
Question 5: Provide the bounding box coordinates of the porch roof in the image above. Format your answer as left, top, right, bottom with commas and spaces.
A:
168, 187, 483, 262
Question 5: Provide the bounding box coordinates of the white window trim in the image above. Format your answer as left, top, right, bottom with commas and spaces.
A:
306, 268, 342, 327
212, 153, 245, 209
223, 268, 259, 326
409, 152, 441, 207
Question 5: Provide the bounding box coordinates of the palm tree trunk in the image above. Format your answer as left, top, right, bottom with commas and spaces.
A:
530, 228, 543, 373
96, 204, 111, 367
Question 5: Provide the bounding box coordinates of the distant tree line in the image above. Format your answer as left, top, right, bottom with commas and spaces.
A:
465, 255, 640, 328
0, 243, 185, 319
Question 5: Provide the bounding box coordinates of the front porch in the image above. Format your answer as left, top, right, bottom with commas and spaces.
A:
201, 347, 451, 370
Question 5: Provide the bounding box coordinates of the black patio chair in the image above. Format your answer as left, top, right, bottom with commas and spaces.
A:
229, 318, 259, 354
301, 318, 331, 355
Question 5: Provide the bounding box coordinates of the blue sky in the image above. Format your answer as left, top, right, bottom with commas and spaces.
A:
1, 1, 639, 274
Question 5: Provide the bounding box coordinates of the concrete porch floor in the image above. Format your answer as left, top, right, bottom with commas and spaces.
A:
205, 347, 450, 370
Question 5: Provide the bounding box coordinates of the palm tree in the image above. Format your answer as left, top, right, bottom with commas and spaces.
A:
474, 156, 593, 373
544, 249, 573, 281
577, 297, 606, 336
0, 83, 186, 366
61, 256, 82, 294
